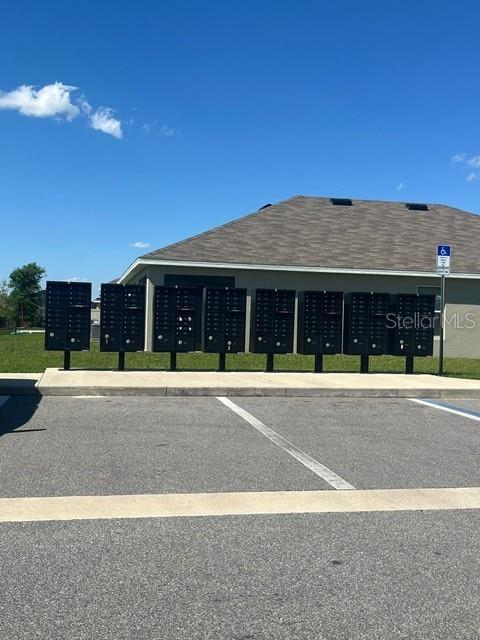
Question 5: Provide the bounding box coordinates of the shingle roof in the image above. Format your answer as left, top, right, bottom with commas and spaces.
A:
142, 196, 480, 273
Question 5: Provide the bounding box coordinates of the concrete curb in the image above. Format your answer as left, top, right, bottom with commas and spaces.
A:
34, 386, 480, 398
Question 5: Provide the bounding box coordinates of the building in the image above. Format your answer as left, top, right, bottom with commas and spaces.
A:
118, 196, 480, 357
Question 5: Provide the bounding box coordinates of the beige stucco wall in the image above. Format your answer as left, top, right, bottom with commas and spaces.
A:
126, 264, 480, 358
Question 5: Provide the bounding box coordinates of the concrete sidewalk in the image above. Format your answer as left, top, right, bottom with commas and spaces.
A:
27, 368, 480, 398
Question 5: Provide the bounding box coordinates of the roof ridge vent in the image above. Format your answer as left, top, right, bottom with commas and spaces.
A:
259, 203, 272, 210
330, 198, 352, 206
405, 202, 429, 211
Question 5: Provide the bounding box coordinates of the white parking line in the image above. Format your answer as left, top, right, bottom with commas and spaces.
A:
217, 396, 355, 491
409, 398, 480, 422
0, 396, 10, 409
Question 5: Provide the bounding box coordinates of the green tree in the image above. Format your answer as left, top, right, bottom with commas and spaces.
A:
0, 279, 13, 327
8, 263, 46, 327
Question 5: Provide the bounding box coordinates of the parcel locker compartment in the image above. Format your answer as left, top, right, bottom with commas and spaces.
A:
121, 333, 145, 351
414, 329, 434, 356
100, 329, 122, 352
253, 332, 274, 353
66, 329, 90, 351
45, 326, 67, 350
153, 330, 176, 352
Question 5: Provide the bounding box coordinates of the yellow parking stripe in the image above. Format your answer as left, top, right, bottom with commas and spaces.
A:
0, 487, 479, 523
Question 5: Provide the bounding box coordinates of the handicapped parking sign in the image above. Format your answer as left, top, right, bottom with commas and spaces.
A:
437, 245, 451, 275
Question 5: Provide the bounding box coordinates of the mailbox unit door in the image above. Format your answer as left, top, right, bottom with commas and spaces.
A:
298, 291, 343, 355
121, 285, 146, 351
344, 292, 390, 355
153, 286, 201, 352
343, 293, 370, 354
204, 287, 247, 353
368, 293, 390, 355
390, 294, 435, 357
100, 284, 146, 352
252, 289, 295, 353
100, 284, 124, 351
45, 281, 91, 351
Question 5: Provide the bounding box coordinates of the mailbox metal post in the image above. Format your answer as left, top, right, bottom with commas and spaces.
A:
63, 350, 71, 371
314, 354, 324, 373
218, 353, 226, 371
405, 355, 414, 374
360, 354, 369, 374
266, 354, 274, 372
118, 352, 125, 371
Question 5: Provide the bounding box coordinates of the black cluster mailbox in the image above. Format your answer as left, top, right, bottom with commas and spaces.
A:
45, 281, 92, 369
344, 292, 391, 372
297, 291, 343, 372
252, 288, 295, 371
153, 285, 203, 369
100, 284, 146, 369
390, 294, 436, 372
204, 287, 247, 370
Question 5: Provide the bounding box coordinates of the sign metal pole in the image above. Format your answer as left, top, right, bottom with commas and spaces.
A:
438, 273, 445, 376
436, 245, 450, 377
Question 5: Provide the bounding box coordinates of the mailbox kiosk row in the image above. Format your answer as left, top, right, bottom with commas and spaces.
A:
45, 282, 436, 373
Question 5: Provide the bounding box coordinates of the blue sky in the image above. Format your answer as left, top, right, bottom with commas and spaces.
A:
1, 1, 479, 293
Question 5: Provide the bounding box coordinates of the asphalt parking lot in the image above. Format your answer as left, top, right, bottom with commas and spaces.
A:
0, 394, 479, 639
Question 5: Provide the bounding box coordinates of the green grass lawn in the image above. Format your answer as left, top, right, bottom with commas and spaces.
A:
2, 333, 480, 378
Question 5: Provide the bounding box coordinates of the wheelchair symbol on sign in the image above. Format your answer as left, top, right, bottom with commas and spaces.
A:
440, 247, 447, 255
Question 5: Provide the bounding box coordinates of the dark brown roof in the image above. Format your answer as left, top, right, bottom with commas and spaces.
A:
142, 196, 480, 273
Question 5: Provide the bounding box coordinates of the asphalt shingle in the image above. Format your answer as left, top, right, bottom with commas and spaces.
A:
142, 196, 480, 273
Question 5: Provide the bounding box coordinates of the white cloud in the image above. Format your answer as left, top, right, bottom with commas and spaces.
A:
78, 96, 93, 115
451, 152, 466, 163
160, 125, 175, 136
0, 82, 124, 139
142, 121, 175, 137
468, 155, 480, 168
129, 241, 150, 249
0, 82, 79, 120
396, 182, 405, 191
466, 172, 477, 182
89, 107, 123, 139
